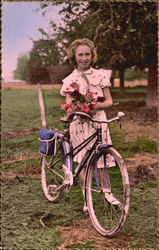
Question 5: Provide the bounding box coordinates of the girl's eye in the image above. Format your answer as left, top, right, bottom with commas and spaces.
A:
78, 53, 91, 56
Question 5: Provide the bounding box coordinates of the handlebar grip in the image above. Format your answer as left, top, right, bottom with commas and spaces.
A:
117, 112, 125, 118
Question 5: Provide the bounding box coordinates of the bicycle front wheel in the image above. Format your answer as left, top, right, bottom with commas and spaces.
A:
85, 146, 130, 236
41, 133, 72, 202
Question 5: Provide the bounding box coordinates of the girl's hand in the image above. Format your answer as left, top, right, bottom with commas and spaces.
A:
93, 102, 101, 110
94, 87, 113, 110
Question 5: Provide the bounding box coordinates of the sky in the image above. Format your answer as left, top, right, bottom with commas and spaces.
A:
2, 1, 63, 81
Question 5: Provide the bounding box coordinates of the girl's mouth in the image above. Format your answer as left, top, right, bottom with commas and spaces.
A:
81, 62, 88, 65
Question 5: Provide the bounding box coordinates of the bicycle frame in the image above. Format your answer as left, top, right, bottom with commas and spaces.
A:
50, 124, 112, 184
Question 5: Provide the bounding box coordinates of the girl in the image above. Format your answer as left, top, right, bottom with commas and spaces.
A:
60, 38, 120, 211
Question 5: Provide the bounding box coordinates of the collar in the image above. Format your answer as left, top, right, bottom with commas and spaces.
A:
73, 67, 94, 77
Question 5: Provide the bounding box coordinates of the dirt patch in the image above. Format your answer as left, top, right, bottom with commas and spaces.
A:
2, 152, 41, 179
2, 128, 39, 140
123, 121, 157, 142
2, 152, 40, 164
126, 152, 158, 186
125, 152, 157, 172
1, 165, 41, 179
2, 83, 61, 90
1, 171, 20, 180
108, 101, 157, 126
57, 217, 131, 249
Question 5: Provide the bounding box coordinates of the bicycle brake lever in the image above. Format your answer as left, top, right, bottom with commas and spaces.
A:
117, 119, 122, 129
117, 112, 124, 129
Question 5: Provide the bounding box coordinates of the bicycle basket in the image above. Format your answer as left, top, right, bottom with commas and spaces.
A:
39, 129, 57, 155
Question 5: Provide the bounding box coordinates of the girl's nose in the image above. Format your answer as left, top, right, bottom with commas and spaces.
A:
82, 55, 87, 60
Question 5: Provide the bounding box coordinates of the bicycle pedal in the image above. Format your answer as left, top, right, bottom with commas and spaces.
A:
48, 185, 57, 193
83, 205, 89, 213
63, 186, 70, 194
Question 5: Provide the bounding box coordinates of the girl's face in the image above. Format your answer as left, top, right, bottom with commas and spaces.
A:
75, 45, 92, 71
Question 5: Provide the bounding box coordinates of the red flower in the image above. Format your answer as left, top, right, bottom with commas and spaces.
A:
85, 91, 94, 103
70, 82, 79, 90
61, 103, 69, 110
81, 104, 90, 113
66, 103, 78, 114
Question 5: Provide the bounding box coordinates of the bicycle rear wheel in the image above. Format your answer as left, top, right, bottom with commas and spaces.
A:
85, 146, 130, 236
41, 133, 72, 202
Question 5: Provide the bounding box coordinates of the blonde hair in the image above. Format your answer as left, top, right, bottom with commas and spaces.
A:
67, 38, 97, 66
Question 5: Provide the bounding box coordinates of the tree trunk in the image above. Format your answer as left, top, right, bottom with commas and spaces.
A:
119, 69, 125, 93
110, 69, 116, 87
146, 61, 157, 109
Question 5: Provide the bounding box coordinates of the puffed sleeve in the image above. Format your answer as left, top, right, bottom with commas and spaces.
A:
99, 69, 112, 88
60, 79, 69, 96
60, 73, 74, 96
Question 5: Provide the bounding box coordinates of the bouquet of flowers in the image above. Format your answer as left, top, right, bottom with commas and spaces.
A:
61, 82, 104, 115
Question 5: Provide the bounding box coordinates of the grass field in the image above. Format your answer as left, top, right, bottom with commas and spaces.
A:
1, 87, 157, 249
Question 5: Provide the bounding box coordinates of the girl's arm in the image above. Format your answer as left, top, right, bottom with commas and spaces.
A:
94, 87, 113, 110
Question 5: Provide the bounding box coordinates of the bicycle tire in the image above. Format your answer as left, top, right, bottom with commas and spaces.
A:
41, 133, 72, 202
85, 146, 130, 236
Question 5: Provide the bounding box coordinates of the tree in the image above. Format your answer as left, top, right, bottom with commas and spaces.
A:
146, 59, 157, 108
28, 37, 61, 84
29, 38, 60, 67
13, 54, 30, 81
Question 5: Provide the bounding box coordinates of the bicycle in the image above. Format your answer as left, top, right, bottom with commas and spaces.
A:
39, 111, 130, 237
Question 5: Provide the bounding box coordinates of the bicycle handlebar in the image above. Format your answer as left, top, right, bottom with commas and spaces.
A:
60, 111, 125, 124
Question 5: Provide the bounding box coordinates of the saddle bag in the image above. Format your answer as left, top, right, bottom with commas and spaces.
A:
39, 129, 57, 155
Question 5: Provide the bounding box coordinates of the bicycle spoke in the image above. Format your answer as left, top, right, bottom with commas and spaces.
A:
49, 167, 64, 180
85, 187, 101, 193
